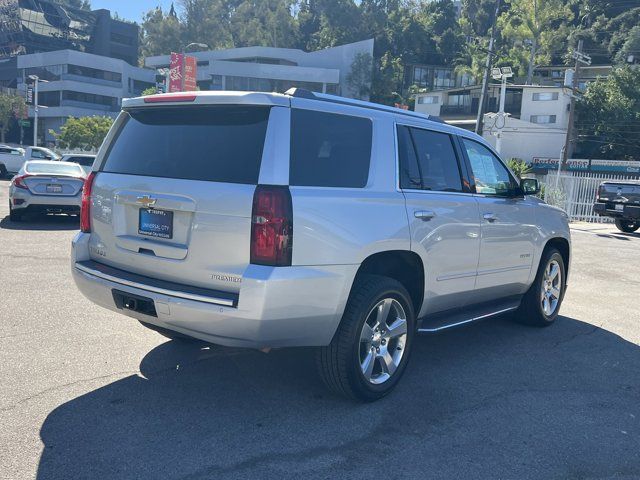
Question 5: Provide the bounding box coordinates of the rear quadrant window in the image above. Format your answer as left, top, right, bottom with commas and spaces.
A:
399, 126, 463, 192
101, 106, 271, 184
290, 109, 372, 187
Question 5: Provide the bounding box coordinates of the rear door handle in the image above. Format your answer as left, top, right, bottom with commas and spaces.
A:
414, 210, 436, 221
483, 213, 497, 222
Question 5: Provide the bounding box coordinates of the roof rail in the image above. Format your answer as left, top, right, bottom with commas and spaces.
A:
283, 87, 444, 123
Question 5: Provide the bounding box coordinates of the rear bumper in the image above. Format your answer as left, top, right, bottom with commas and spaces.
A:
71, 232, 356, 348
594, 202, 640, 220
10, 187, 81, 212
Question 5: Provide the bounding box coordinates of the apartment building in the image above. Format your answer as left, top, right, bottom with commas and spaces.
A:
415, 84, 571, 163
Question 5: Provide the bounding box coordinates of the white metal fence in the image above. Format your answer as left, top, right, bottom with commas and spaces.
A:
539, 171, 639, 222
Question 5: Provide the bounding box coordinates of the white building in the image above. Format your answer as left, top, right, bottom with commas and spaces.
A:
145, 40, 375, 100
415, 85, 571, 163
16, 50, 155, 145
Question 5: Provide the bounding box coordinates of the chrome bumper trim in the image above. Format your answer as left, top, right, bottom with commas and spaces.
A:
74, 261, 236, 307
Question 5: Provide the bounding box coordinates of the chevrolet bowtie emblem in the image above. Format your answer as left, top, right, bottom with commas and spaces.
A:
136, 195, 157, 207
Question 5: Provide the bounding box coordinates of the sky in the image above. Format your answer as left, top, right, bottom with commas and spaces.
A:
91, 0, 177, 23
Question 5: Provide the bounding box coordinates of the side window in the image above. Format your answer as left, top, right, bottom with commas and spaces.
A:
290, 109, 372, 188
30, 149, 45, 159
461, 138, 517, 196
397, 125, 463, 192
397, 126, 421, 189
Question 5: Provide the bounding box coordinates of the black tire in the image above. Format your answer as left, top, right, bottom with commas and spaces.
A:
0, 164, 6, 178
515, 247, 566, 327
614, 219, 639, 233
316, 274, 415, 402
138, 320, 202, 342
9, 201, 22, 222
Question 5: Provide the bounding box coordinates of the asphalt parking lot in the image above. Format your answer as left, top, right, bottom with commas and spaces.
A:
0, 177, 638, 480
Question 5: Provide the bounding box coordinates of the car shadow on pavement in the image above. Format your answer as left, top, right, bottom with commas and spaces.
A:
0, 214, 79, 231
35, 315, 640, 480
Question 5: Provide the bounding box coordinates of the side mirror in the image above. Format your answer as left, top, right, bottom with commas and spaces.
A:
521, 178, 540, 195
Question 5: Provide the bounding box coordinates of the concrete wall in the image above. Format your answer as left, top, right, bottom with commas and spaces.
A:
483, 115, 567, 162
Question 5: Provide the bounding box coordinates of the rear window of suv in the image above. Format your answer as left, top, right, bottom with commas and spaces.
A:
101, 106, 271, 184
290, 109, 372, 188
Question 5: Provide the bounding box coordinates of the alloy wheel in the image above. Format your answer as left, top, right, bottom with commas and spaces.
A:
359, 298, 408, 385
540, 259, 562, 316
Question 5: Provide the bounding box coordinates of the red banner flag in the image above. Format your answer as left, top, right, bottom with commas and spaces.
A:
184, 56, 197, 91
169, 52, 184, 93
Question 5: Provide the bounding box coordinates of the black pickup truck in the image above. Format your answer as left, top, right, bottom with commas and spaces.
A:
594, 181, 640, 233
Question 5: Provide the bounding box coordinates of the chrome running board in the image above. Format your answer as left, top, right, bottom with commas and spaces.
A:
417, 299, 520, 333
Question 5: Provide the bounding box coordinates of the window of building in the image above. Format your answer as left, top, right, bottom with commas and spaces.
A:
532, 92, 559, 101
67, 64, 122, 83
397, 126, 462, 192
417, 95, 439, 105
412, 66, 429, 88
433, 68, 454, 89
290, 109, 372, 188
110, 32, 133, 46
325, 84, 340, 95
38, 91, 60, 107
23, 65, 64, 82
62, 91, 119, 109
530, 115, 557, 124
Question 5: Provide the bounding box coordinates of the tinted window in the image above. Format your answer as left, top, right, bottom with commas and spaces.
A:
102, 106, 270, 184
290, 109, 372, 187
398, 126, 462, 192
25, 162, 83, 176
397, 126, 421, 189
462, 138, 516, 196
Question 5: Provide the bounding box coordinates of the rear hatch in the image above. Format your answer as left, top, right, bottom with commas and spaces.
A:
88, 103, 274, 294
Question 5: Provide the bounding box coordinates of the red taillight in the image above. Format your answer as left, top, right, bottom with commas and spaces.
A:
80, 172, 96, 233
12, 175, 30, 189
250, 185, 293, 266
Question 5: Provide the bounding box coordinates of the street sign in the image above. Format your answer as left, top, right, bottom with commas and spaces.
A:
26, 86, 33, 105
19, 119, 30, 127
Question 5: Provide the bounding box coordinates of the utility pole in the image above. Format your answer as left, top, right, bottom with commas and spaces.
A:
28, 75, 40, 147
491, 66, 513, 154
475, 0, 501, 135
563, 40, 591, 165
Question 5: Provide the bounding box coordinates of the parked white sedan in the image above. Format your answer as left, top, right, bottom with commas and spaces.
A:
8, 161, 86, 222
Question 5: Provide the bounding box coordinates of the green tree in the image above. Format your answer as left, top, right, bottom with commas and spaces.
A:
231, 0, 299, 48
615, 25, 640, 65
499, 0, 572, 83
507, 158, 532, 178
180, 0, 234, 50
575, 67, 640, 160
141, 7, 184, 58
0, 93, 27, 144
141, 86, 158, 96
346, 52, 373, 100
50, 116, 114, 151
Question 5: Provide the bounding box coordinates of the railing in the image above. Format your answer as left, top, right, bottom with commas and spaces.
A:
540, 171, 639, 222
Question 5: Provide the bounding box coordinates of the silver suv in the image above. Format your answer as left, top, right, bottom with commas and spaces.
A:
71, 89, 571, 401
